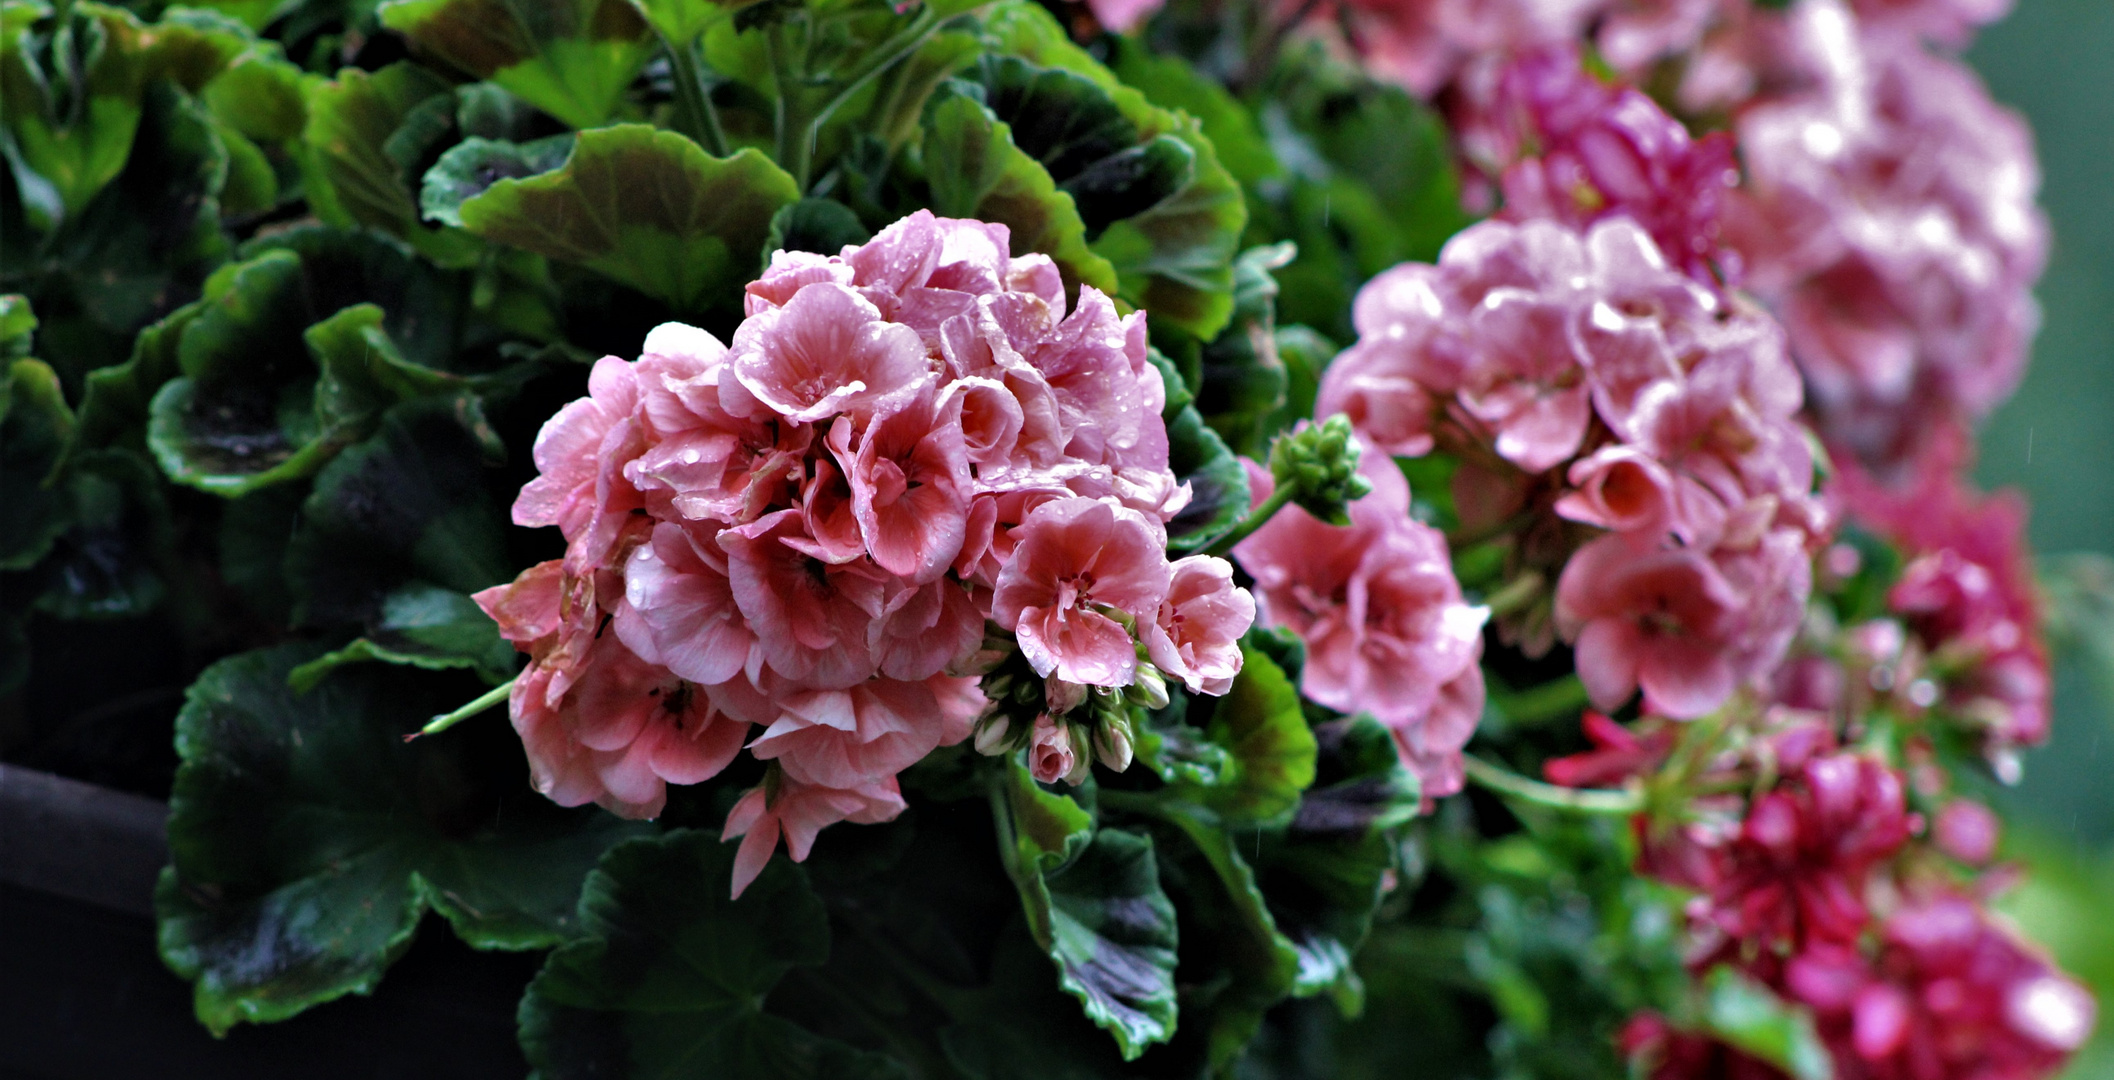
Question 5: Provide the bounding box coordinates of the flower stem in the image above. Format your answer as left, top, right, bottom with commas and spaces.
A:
796, 8, 938, 191
1462, 752, 1643, 815
658, 28, 728, 157
409, 677, 515, 742
1204, 484, 1295, 557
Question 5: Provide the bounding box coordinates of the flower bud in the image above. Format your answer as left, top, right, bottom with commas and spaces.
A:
973, 714, 1012, 756
1095, 712, 1135, 773
1269, 415, 1373, 525
1064, 722, 1094, 786
1044, 675, 1088, 716
1029, 715, 1074, 784
1126, 662, 1171, 711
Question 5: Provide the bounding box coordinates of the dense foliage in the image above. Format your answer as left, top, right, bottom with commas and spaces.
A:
1, 0, 2102, 1073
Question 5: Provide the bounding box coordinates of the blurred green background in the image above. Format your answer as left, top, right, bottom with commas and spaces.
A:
1968, 1, 2114, 1073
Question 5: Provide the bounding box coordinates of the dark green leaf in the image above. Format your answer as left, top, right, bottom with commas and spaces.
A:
449, 124, 799, 316
288, 582, 517, 690
921, 89, 1118, 305
519, 829, 911, 1080
285, 398, 511, 630
157, 642, 652, 1034
1165, 644, 1316, 825
1163, 404, 1249, 552
377, 0, 654, 130
765, 197, 872, 260
32, 447, 173, 620
991, 762, 1180, 1060
1107, 43, 1279, 190
419, 133, 574, 227
303, 62, 483, 267
0, 357, 78, 570
1196, 243, 1292, 457
0, 294, 35, 358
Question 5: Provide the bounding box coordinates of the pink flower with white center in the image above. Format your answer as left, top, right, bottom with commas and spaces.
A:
746, 675, 980, 789
719, 509, 888, 689
725, 281, 932, 425
1234, 453, 1489, 731
1144, 556, 1256, 697
613, 521, 758, 688
1028, 713, 1078, 785
992, 497, 1172, 688
722, 775, 907, 898
830, 384, 972, 583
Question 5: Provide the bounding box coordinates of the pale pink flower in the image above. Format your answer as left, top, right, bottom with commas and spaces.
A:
1083, 0, 1163, 31
869, 578, 984, 681
747, 675, 976, 789
613, 521, 758, 688
1555, 535, 1745, 719
992, 498, 1172, 687
1028, 713, 1077, 785
1393, 652, 1486, 803
725, 281, 932, 425
513, 355, 640, 540
719, 509, 888, 689
722, 775, 906, 898
1233, 455, 1488, 728
1144, 556, 1256, 697
830, 384, 972, 583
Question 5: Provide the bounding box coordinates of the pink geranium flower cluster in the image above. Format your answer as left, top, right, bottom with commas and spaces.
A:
1233, 445, 1490, 799
1319, 216, 1822, 719
1727, 0, 2047, 475
1449, 46, 1741, 284
478, 210, 1254, 895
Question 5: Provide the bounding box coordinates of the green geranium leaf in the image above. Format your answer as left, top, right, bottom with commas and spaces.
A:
765, 196, 872, 259
519, 829, 911, 1080
32, 447, 174, 620
1106, 43, 1279, 190
419, 133, 574, 227
1698, 966, 1834, 1080
977, 3, 1247, 339
992, 762, 1180, 1060
1251, 716, 1419, 1005
1, 2, 151, 228
378, 0, 655, 130
448, 124, 798, 316
1165, 644, 1316, 825
0, 294, 35, 358
921, 89, 1118, 305
0, 357, 78, 571
288, 582, 517, 690
11, 79, 233, 387
1163, 404, 1248, 552
72, 298, 197, 454
303, 62, 483, 267
157, 642, 653, 1034
1196, 243, 1292, 457
285, 398, 511, 630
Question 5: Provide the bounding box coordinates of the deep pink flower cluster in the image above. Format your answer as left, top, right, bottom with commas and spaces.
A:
1233, 446, 1489, 799
1786, 897, 2094, 1080
1319, 216, 1821, 719
1829, 445, 2051, 764
1450, 47, 1741, 283
1727, 3, 2048, 475
479, 211, 1254, 894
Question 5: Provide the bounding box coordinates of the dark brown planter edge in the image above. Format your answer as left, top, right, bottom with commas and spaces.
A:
0, 762, 167, 918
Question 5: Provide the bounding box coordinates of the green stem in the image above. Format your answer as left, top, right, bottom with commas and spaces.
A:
792, 9, 939, 190
1204, 484, 1295, 557
1480, 570, 1546, 619
659, 29, 728, 157
1462, 752, 1643, 815
409, 677, 515, 741
1487, 673, 1587, 726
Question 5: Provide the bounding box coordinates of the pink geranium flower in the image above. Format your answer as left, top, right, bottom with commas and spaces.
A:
747, 675, 979, 789
725, 281, 932, 425
1555, 534, 1743, 719
722, 776, 907, 898
719, 509, 888, 689
830, 385, 972, 583
992, 498, 1173, 687
1144, 555, 1256, 696
613, 521, 758, 688
1028, 713, 1078, 785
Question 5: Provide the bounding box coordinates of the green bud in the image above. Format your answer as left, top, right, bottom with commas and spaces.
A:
1269, 415, 1374, 525
1126, 662, 1171, 711
972, 714, 1012, 756
1094, 711, 1135, 773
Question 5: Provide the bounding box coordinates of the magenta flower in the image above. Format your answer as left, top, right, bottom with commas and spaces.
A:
992, 497, 1172, 687
722, 776, 907, 898
1144, 555, 1256, 696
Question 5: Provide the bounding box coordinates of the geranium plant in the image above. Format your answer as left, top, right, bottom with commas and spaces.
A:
1, 0, 2101, 1072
